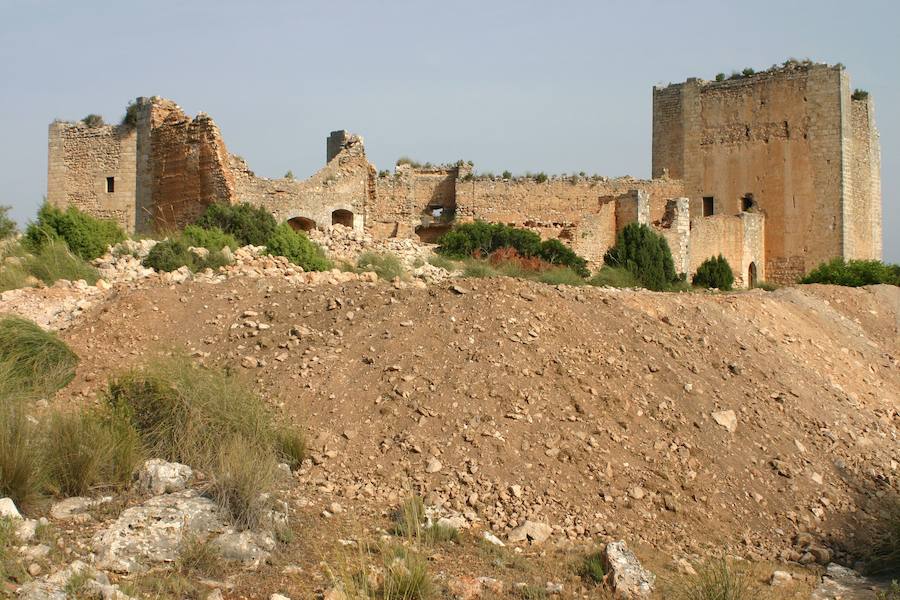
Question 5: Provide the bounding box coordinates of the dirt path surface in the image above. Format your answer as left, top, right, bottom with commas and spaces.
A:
53, 276, 898, 587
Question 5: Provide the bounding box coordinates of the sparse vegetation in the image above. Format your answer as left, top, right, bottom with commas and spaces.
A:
603, 223, 678, 291
801, 258, 899, 287
0, 399, 44, 511
427, 254, 457, 271
356, 252, 405, 280
176, 535, 225, 578
24, 203, 125, 261
666, 559, 753, 600
82, 114, 105, 128
383, 550, 435, 600
194, 202, 277, 247
209, 435, 277, 530
121, 101, 140, 128
715, 73, 726, 82
274, 427, 307, 469
516, 585, 548, 600
23, 238, 100, 285
752, 281, 778, 291
265, 223, 331, 271
876, 581, 900, 600
579, 550, 605, 584
533, 172, 548, 184
181, 224, 239, 252
741, 67, 755, 77
692, 255, 734, 290
284, 170, 294, 180
867, 502, 900, 576
852, 88, 870, 101
0, 206, 16, 240
142, 237, 231, 273
391, 496, 458, 544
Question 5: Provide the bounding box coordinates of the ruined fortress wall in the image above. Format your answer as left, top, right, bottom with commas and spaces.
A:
653, 65, 848, 282
47, 121, 139, 232
844, 97, 882, 260
688, 214, 765, 287
147, 101, 235, 230
371, 168, 458, 227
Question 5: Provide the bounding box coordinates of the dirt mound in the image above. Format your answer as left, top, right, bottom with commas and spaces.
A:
54, 274, 899, 572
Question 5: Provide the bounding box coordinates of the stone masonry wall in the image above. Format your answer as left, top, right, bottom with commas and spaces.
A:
47, 121, 139, 232
844, 97, 882, 260
652, 63, 857, 283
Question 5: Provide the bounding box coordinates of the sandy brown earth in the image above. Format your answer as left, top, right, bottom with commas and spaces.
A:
41, 274, 898, 597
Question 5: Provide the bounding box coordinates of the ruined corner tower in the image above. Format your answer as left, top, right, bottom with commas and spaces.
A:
652, 62, 882, 282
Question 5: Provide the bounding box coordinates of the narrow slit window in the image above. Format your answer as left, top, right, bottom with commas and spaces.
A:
106, 177, 115, 193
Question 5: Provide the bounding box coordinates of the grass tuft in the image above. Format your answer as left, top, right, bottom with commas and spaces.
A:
357, 252, 406, 280
589, 266, 639, 288
0, 315, 79, 398
274, 427, 307, 469
579, 550, 605, 584
176, 534, 225, 578
0, 399, 44, 510
382, 551, 435, 600
666, 559, 752, 600
208, 435, 277, 530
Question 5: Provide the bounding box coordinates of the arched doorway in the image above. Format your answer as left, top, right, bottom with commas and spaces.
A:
287, 216, 316, 232
748, 262, 758, 288
331, 209, 353, 228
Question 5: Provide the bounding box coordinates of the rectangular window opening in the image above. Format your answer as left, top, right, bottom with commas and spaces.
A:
742, 193, 754, 212
702, 196, 714, 217
106, 177, 115, 193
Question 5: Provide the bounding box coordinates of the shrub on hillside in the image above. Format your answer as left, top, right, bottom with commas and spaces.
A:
142, 238, 194, 272
438, 221, 588, 276
0, 206, 16, 240
589, 266, 639, 288
665, 558, 753, 600
24, 204, 125, 261
801, 258, 899, 287
23, 238, 100, 285
603, 223, 678, 291
194, 202, 277, 247
106, 358, 287, 528
182, 225, 238, 252
0, 315, 79, 397
356, 252, 405, 280
692, 255, 735, 290
43, 406, 141, 497
265, 223, 331, 271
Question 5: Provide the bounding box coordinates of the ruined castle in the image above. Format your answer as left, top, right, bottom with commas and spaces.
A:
46, 62, 881, 286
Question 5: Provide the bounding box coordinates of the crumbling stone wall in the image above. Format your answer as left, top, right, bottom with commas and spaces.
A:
47, 120, 139, 231
653, 62, 881, 282
148, 100, 235, 230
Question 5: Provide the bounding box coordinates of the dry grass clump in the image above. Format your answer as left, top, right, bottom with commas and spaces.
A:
0, 398, 44, 511
391, 496, 458, 544
331, 542, 435, 600
42, 406, 142, 497
175, 534, 225, 578
106, 357, 292, 529
0, 315, 79, 397
666, 558, 753, 600
356, 252, 406, 280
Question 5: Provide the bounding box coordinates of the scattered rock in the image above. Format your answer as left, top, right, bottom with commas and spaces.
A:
0, 497, 21, 520
769, 570, 792, 586
425, 457, 443, 473
136, 459, 193, 495
711, 409, 738, 433
507, 520, 552, 544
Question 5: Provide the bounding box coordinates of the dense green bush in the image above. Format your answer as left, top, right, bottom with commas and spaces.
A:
603, 223, 678, 291
437, 221, 589, 276
24, 204, 125, 261
265, 223, 331, 271
692, 255, 735, 290
182, 225, 238, 252
801, 258, 899, 287
142, 238, 230, 273
194, 202, 277, 247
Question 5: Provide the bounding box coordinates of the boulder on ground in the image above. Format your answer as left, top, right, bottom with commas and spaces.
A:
507, 520, 552, 544
136, 458, 193, 495
0, 497, 22, 520
603, 541, 655, 599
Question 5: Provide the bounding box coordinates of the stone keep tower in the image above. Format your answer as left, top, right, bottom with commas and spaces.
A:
652, 63, 881, 282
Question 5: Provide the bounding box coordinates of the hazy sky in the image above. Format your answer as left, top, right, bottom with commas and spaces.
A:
1, 0, 896, 261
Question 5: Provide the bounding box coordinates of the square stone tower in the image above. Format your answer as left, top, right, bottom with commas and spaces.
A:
652, 63, 881, 282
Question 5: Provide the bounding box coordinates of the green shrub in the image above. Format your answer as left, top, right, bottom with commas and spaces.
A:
742, 67, 755, 77
853, 89, 870, 101
0, 399, 44, 511
0, 207, 16, 240
603, 223, 678, 291
801, 258, 899, 287
666, 559, 752, 600
502, 170, 513, 179
579, 550, 605, 584
24, 203, 125, 261
438, 221, 588, 276
142, 238, 194, 272
0, 315, 79, 397
715, 73, 726, 82
589, 266, 639, 288
356, 252, 405, 280
82, 114, 104, 128
43, 406, 142, 497
121, 101, 140, 128
533, 172, 548, 184
692, 255, 734, 290
265, 223, 331, 271
181, 225, 238, 252
194, 202, 277, 247
23, 238, 100, 286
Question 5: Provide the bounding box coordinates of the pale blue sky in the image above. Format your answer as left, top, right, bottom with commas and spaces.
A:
1, 0, 896, 261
